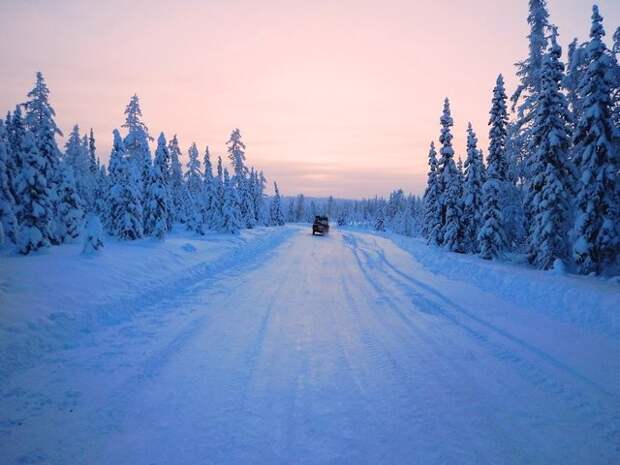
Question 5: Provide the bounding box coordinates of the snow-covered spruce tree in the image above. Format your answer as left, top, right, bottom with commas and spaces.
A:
23, 72, 62, 244
227, 128, 247, 180
374, 206, 386, 232
82, 214, 104, 255
462, 123, 485, 253
185, 142, 202, 198
226, 129, 255, 228
144, 133, 171, 239
167, 135, 185, 223
526, 33, 574, 270
3, 112, 22, 214
572, 6, 619, 274
286, 198, 295, 223
249, 168, 266, 226
6, 108, 26, 199
88, 129, 97, 178
270, 182, 285, 226
565, 38, 589, 130
64, 124, 93, 211
109, 129, 143, 240
437, 98, 464, 252
202, 145, 216, 229
510, 0, 550, 182
295, 194, 305, 222
93, 163, 109, 225
57, 161, 84, 243
479, 76, 509, 260
219, 168, 241, 234
257, 171, 269, 225
16, 131, 55, 254
122, 94, 152, 199
0, 120, 18, 244
426, 149, 444, 244
210, 156, 226, 231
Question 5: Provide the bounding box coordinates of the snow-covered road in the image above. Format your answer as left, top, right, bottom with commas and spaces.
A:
2, 227, 619, 465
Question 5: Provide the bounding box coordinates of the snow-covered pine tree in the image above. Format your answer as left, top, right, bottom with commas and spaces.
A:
257, 171, 269, 225
479, 75, 509, 259
109, 129, 143, 240
437, 98, 464, 252
227, 128, 247, 181
88, 129, 97, 178
219, 168, 241, 234
64, 124, 93, 211
144, 133, 171, 239
565, 38, 588, 130
226, 129, 255, 228
210, 156, 226, 231
94, 163, 109, 225
526, 32, 574, 270
374, 206, 386, 231
270, 182, 285, 226
202, 145, 216, 229
167, 135, 185, 223
0, 120, 18, 245
82, 214, 104, 255
122, 94, 152, 200
57, 161, 84, 243
3, 112, 21, 215
23, 72, 62, 244
16, 131, 55, 254
510, 0, 550, 183
572, 6, 619, 274
295, 194, 305, 222
286, 198, 295, 223
185, 142, 202, 198
427, 163, 443, 240
462, 123, 485, 253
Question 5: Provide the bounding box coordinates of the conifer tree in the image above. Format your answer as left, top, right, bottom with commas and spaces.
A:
16, 131, 55, 254
185, 142, 202, 197
423, 141, 441, 244
526, 33, 574, 270
23, 72, 62, 243
202, 145, 216, 228
167, 135, 185, 223
572, 6, 619, 274
462, 123, 485, 253
109, 130, 143, 240
270, 182, 285, 226
510, 0, 551, 183
220, 168, 241, 234
57, 162, 84, 242
144, 133, 171, 239
122, 94, 152, 198
437, 98, 464, 252
88, 128, 97, 177
0, 121, 18, 244
211, 156, 226, 231
479, 76, 509, 259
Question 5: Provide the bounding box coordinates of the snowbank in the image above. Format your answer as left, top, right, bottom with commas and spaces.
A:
0, 226, 295, 381
376, 232, 620, 337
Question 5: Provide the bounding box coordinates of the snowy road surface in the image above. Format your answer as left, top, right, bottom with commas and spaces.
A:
2, 227, 619, 465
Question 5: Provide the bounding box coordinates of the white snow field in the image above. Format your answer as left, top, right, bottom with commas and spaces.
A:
1, 225, 619, 465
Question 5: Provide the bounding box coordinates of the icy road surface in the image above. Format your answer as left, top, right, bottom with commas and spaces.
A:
1, 227, 619, 465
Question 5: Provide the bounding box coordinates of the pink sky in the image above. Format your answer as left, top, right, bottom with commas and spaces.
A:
1, 0, 618, 198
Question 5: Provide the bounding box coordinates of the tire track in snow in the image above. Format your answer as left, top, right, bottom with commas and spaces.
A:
341, 232, 524, 464
345, 231, 620, 461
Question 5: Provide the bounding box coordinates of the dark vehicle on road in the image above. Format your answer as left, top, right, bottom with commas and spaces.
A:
312, 216, 330, 235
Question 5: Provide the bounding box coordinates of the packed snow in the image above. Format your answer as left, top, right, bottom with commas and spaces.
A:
1, 225, 619, 465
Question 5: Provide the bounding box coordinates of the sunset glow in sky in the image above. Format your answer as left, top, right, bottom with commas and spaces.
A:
1, 0, 619, 197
